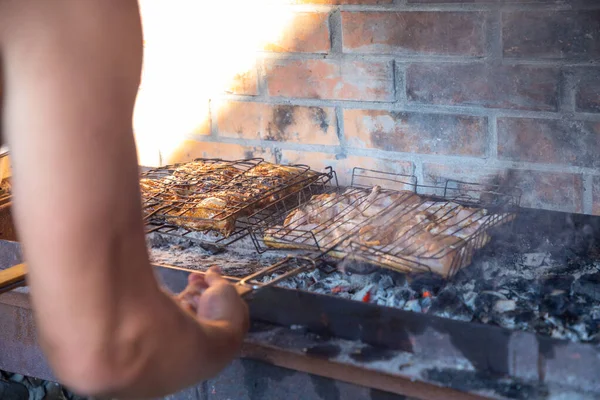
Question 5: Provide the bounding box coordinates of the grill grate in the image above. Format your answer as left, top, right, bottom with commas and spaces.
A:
253, 167, 521, 278
141, 158, 334, 249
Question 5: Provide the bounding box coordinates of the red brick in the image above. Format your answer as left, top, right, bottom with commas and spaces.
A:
281, 150, 413, 186
342, 12, 484, 56
409, 0, 551, 2
216, 101, 339, 146
576, 68, 600, 113
226, 68, 258, 96
344, 109, 486, 156
167, 141, 276, 164
266, 59, 394, 102
264, 13, 330, 54
423, 163, 584, 213
498, 118, 600, 168
407, 64, 560, 111
503, 11, 600, 60
288, 0, 392, 4
593, 176, 600, 216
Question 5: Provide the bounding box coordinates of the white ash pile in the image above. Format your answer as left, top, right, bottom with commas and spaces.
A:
146, 231, 288, 277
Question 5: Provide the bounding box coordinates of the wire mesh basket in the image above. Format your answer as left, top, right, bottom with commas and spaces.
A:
252, 167, 522, 278
141, 158, 334, 250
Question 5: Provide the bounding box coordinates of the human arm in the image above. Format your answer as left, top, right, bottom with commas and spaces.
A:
0, 0, 248, 397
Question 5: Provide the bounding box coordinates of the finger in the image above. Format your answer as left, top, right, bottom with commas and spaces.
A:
188, 272, 207, 287
175, 293, 198, 314
205, 266, 225, 286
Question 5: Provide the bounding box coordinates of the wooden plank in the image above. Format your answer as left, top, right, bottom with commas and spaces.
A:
0, 263, 26, 295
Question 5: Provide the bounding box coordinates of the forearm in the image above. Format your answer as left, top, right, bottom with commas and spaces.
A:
88, 289, 243, 399
24, 226, 242, 398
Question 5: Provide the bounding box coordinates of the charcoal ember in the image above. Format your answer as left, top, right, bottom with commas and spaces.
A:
493, 299, 517, 313
474, 292, 507, 316
428, 288, 473, 321
513, 310, 537, 326
420, 296, 432, 313
404, 299, 422, 313
386, 287, 412, 308
342, 273, 377, 292
408, 273, 444, 295
375, 287, 388, 304
308, 269, 324, 282
8, 374, 24, 383
0, 379, 29, 400
44, 382, 65, 400
308, 281, 328, 293
352, 284, 375, 302
540, 275, 573, 296
462, 291, 478, 309
573, 272, 600, 301
378, 274, 394, 290
30, 385, 45, 400
521, 253, 547, 268
540, 293, 570, 317
339, 259, 379, 275
583, 317, 600, 339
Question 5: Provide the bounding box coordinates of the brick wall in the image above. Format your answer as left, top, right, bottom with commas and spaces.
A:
152, 1, 600, 215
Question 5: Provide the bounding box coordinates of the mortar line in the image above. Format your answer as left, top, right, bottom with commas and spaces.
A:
335, 106, 347, 151
488, 113, 498, 160
256, 57, 268, 98
328, 7, 343, 58
258, 51, 485, 63
502, 58, 600, 67
215, 94, 596, 119
583, 175, 594, 215
186, 136, 600, 176
558, 67, 577, 113
395, 62, 408, 105
257, 51, 599, 67
285, 2, 600, 12
413, 157, 425, 186
208, 99, 218, 139
486, 4, 502, 65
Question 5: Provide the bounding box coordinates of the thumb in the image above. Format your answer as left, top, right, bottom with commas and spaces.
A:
205, 265, 224, 286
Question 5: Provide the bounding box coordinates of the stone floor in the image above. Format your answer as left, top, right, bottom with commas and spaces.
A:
0, 370, 82, 400
1, 360, 413, 400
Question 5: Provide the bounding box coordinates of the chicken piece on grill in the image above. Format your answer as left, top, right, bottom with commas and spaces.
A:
265, 181, 516, 277
141, 159, 323, 237
163, 196, 236, 236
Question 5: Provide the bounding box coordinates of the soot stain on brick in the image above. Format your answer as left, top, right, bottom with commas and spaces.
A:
310, 374, 341, 400
273, 147, 282, 164
266, 105, 296, 142
423, 368, 548, 400
370, 129, 401, 152
311, 107, 330, 133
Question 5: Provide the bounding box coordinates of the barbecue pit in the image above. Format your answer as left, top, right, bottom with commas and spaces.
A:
1, 156, 600, 399
1, 0, 600, 397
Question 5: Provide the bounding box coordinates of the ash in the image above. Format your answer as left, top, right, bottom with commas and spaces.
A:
263, 210, 600, 344
146, 231, 290, 277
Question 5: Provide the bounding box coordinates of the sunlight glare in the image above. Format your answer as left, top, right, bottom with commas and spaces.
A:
133, 0, 295, 166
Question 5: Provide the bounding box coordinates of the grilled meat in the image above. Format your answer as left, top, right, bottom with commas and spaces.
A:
264, 186, 515, 277
140, 159, 319, 237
